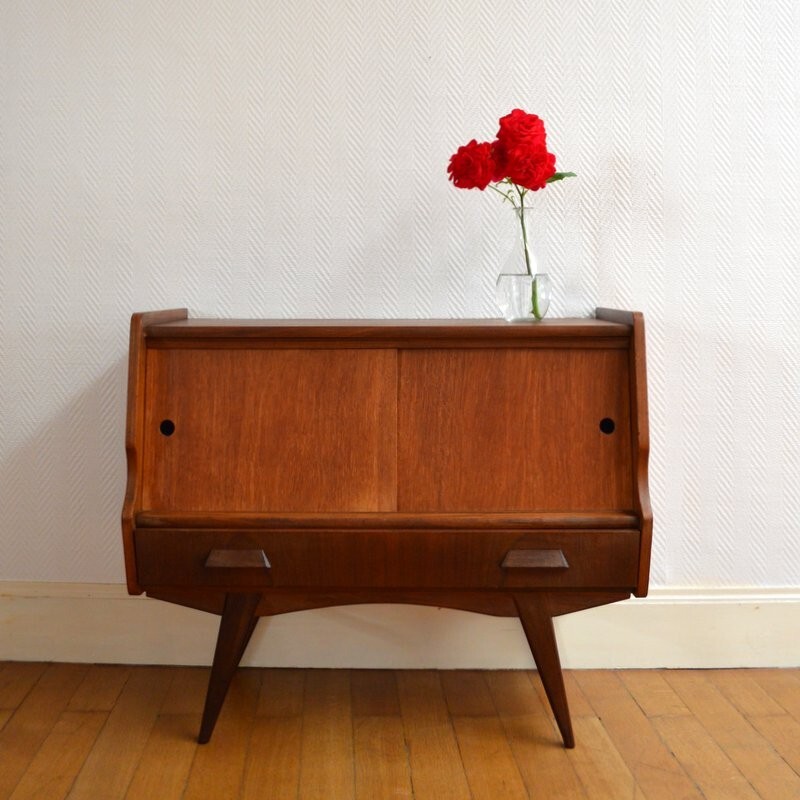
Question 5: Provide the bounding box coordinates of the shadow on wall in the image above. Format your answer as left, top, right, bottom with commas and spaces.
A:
0, 354, 129, 584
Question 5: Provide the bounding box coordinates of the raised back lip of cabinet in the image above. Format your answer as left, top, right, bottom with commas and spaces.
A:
121, 308, 652, 747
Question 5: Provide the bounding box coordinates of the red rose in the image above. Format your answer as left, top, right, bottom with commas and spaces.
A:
447, 139, 497, 190
498, 144, 556, 191
496, 108, 548, 151
493, 109, 556, 191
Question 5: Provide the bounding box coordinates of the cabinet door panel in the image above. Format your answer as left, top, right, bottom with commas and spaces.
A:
398, 348, 633, 511
142, 348, 397, 512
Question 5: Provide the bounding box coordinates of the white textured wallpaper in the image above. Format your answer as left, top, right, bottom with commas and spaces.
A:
1, 0, 798, 588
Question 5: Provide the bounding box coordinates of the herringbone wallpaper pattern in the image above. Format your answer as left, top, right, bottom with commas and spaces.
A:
1, 1, 798, 587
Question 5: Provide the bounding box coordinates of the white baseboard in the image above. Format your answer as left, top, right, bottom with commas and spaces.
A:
1, 583, 798, 669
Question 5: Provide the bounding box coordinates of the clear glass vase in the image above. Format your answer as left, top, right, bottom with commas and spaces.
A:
495, 206, 551, 321
495, 273, 551, 321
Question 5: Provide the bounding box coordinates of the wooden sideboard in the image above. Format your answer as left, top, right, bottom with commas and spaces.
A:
122, 310, 651, 746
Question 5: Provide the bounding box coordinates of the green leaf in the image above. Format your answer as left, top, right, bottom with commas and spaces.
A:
546, 172, 577, 183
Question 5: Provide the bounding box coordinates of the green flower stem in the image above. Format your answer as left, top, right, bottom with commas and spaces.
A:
488, 181, 533, 277
516, 185, 532, 276
532, 277, 543, 320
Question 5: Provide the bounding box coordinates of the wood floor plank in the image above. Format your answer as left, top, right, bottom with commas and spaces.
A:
452, 715, 529, 800
297, 670, 354, 800
182, 670, 261, 800
243, 666, 305, 799
8, 711, 106, 800
0, 663, 88, 800
663, 671, 761, 750
68, 666, 131, 712
159, 668, 208, 716
574, 670, 702, 799
529, 668, 594, 721
664, 669, 800, 798
351, 671, 411, 800
567, 717, 643, 800
66, 667, 172, 800
354, 716, 413, 800
397, 670, 471, 800
0, 664, 48, 710
257, 669, 305, 717
707, 669, 787, 717
653, 715, 760, 800
750, 669, 800, 720
748, 714, 800, 775
440, 670, 496, 717
350, 669, 400, 717
618, 670, 690, 718
1, 664, 798, 799
242, 716, 303, 800
124, 714, 199, 800
485, 670, 587, 798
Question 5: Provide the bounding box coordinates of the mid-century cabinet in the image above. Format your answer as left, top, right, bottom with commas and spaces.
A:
122, 310, 651, 745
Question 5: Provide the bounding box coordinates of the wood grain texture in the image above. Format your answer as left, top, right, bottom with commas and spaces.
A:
123, 309, 188, 594
354, 716, 413, 800
573, 670, 703, 799
68, 665, 131, 712
0, 663, 87, 800
514, 594, 574, 748
182, 671, 260, 800
242, 717, 303, 800
396, 671, 471, 800
243, 669, 305, 799
664, 670, 800, 799
7, 711, 106, 800
135, 510, 640, 529
1, 665, 798, 799
501, 548, 569, 569
630, 312, 653, 596
297, 670, 355, 800
135, 529, 640, 591
485, 671, 587, 798
566, 717, 640, 799
398, 348, 633, 512
124, 714, 200, 800
67, 667, 172, 800
144, 317, 632, 346
199, 593, 262, 743
141, 347, 397, 513
0, 663, 47, 709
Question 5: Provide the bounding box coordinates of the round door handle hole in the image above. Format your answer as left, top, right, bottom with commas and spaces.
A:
599, 418, 615, 434
160, 419, 176, 436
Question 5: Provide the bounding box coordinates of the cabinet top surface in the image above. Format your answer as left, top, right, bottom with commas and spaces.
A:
144, 317, 632, 340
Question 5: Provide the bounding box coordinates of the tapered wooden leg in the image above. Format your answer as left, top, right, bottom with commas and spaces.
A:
514, 593, 575, 748
198, 592, 261, 744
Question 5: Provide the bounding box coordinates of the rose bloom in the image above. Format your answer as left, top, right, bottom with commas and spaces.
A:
447, 139, 497, 190
493, 110, 556, 191
496, 109, 548, 152
500, 144, 556, 191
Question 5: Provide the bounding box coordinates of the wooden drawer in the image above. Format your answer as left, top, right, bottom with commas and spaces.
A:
135, 528, 640, 591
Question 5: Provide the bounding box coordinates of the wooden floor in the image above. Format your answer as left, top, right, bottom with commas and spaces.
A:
0, 665, 799, 799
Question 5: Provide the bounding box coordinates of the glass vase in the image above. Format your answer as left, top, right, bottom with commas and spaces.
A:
495, 206, 551, 321
495, 273, 551, 321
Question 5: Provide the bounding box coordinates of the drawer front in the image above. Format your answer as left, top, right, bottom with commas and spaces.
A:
135, 528, 640, 591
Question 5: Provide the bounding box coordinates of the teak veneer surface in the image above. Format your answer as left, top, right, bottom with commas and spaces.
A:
123, 309, 652, 746
142, 348, 397, 512
398, 347, 632, 511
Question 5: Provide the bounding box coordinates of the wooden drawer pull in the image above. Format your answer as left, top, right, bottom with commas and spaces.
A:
501, 549, 569, 570
205, 549, 271, 569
